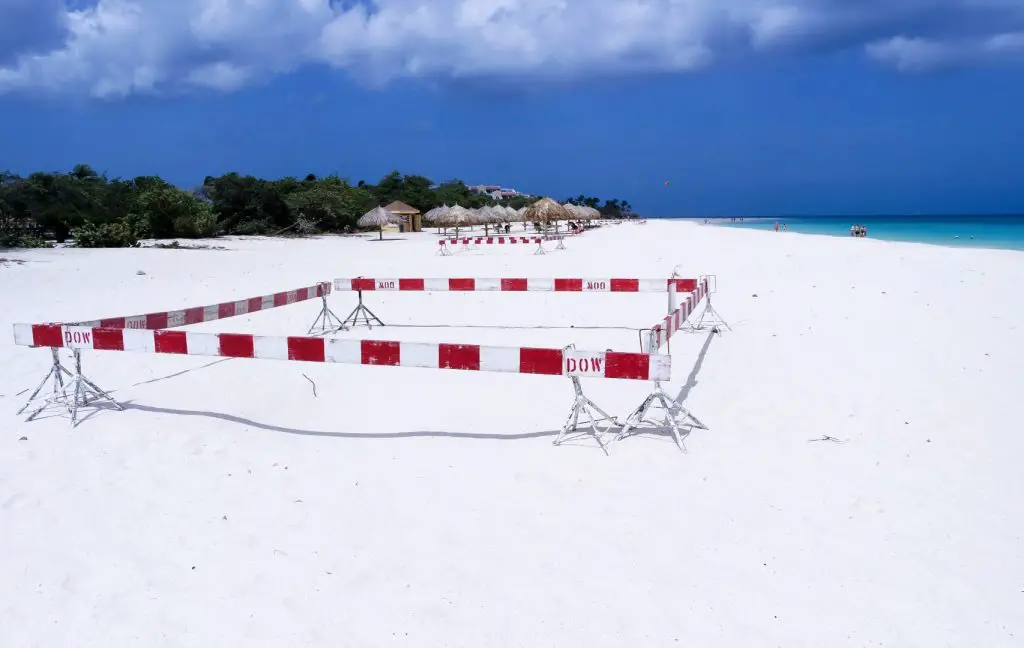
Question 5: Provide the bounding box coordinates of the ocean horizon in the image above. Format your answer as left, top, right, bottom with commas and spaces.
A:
662, 214, 1024, 252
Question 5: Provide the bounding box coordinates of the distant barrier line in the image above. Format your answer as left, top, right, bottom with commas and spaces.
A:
61, 282, 332, 331
333, 277, 699, 293
12, 325, 671, 382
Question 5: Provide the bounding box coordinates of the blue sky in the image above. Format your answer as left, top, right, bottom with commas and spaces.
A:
2, 1, 1023, 216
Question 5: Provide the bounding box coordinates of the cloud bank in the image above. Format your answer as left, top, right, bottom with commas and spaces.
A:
1, 0, 1022, 97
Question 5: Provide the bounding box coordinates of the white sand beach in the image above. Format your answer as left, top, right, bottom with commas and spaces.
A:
1, 220, 1022, 647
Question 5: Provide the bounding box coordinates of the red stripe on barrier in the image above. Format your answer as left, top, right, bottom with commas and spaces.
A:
352, 278, 375, 291
605, 352, 650, 380
288, 336, 325, 362
439, 343, 481, 371
400, 278, 425, 291
362, 340, 400, 366
273, 292, 288, 307
520, 347, 563, 376
184, 307, 204, 325
671, 278, 697, 292
219, 333, 254, 358
248, 297, 263, 313
92, 328, 125, 351
155, 330, 188, 354
100, 317, 126, 328
449, 278, 475, 291
610, 279, 639, 292
218, 302, 236, 319
32, 324, 64, 348
554, 278, 582, 292
146, 312, 169, 329
501, 278, 528, 291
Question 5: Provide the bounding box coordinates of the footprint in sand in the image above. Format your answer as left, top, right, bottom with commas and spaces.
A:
1, 492, 39, 510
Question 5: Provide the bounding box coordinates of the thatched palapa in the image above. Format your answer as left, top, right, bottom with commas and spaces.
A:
359, 205, 399, 240
523, 197, 571, 232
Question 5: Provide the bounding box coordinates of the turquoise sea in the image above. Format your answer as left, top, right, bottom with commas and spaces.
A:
695, 215, 1024, 252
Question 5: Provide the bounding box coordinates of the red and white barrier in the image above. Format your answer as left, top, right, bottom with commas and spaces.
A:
13, 324, 671, 382
12, 269, 721, 453
650, 278, 709, 350
437, 235, 571, 256
333, 277, 699, 293
440, 237, 544, 246
67, 282, 332, 330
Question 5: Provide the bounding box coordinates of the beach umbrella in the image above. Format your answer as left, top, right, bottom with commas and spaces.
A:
480, 205, 505, 235
446, 204, 470, 238
359, 205, 398, 240
562, 203, 583, 219
424, 204, 450, 233
503, 205, 519, 221
523, 197, 571, 234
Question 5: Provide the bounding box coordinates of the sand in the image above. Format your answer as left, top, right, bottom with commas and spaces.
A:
1, 221, 1022, 647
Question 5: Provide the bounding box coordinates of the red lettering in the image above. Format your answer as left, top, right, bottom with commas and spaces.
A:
591, 357, 603, 373
378, 280, 395, 290
67, 330, 91, 345
566, 358, 577, 373
579, 358, 589, 372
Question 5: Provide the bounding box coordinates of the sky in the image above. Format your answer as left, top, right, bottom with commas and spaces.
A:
1, 1, 1023, 217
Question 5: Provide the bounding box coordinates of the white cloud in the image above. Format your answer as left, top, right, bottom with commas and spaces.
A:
867, 30, 1024, 71
0, 1, 1023, 97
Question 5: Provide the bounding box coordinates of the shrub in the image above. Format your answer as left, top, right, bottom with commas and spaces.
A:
231, 218, 271, 236
174, 206, 219, 238
71, 221, 139, 248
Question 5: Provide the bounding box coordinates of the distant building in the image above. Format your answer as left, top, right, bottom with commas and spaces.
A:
383, 200, 422, 232
470, 184, 528, 200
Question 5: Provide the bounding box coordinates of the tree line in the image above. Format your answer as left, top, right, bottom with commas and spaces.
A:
0, 165, 637, 248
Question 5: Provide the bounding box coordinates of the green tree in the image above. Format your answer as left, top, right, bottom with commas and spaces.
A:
137, 186, 218, 239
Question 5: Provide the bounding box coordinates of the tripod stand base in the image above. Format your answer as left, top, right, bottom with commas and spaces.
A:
18, 348, 122, 427
616, 382, 707, 453
339, 290, 384, 330
692, 299, 731, 332
553, 376, 620, 455
307, 295, 344, 335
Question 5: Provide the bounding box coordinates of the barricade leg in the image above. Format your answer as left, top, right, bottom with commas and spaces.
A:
553, 375, 620, 455
533, 240, 546, 255
19, 348, 122, 427
307, 294, 344, 335
691, 294, 731, 332
555, 236, 567, 251
616, 381, 707, 453
339, 290, 384, 330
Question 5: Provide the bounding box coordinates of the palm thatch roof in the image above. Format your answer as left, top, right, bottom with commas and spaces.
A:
481, 205, 504, 223
445, 204, 471, 226
384, 200, 420, 215
522, 197, 570, 223
562, 203, 584, 218
423, 204, 450, 223
358, 206, 398, 228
